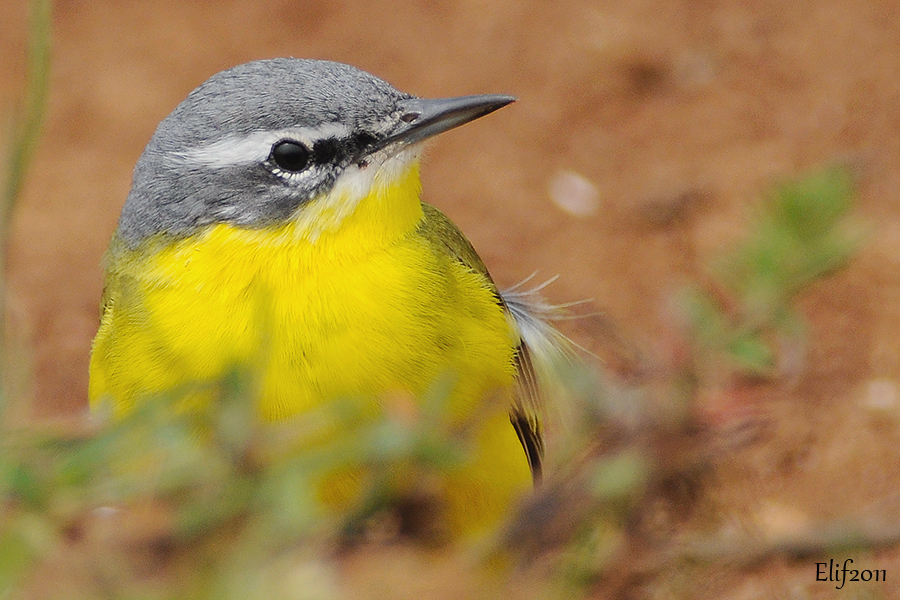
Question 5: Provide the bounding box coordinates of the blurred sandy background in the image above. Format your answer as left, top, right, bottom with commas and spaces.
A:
6, 0, 900, 597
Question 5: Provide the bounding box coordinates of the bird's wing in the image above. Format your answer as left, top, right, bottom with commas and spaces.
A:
418, 203, 572, 482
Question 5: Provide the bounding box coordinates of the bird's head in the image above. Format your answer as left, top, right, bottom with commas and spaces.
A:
117, 58, 513, 246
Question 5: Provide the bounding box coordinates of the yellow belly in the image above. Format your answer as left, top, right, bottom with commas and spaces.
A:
89, 164, 530, 535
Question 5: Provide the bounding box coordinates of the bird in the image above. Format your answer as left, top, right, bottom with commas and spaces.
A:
89, 58, 569, 537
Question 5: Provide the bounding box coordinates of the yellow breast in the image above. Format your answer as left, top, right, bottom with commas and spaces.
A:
89, 161, 530, 535
90, 163, 516, 416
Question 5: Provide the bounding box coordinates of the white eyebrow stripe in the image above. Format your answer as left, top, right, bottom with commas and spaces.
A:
172, 122, 353, 168
176, 131, 277, 166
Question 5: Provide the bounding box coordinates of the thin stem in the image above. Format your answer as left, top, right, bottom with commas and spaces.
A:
0, 0, 53, 420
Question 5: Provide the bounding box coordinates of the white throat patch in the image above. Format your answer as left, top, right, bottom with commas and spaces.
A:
288, 145, 422, 243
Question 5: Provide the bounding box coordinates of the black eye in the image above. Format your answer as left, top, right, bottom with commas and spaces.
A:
270, 140, 310, 172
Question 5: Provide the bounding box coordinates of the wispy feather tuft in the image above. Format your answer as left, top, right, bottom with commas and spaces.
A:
501, 276, 584, 479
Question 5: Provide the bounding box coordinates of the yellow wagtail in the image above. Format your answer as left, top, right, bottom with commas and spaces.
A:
89, 59, 569, 536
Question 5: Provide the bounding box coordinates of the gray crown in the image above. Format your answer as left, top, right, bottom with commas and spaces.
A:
117, 59, 412, 246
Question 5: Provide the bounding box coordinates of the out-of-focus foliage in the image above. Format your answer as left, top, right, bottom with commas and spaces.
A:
0, 371, 488, 599
679, 166, 861, 378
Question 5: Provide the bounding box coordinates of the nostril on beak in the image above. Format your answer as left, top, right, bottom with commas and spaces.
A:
400, 112, 420, 123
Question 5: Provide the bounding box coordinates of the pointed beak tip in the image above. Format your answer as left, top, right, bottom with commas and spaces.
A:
367, 93, 518, 157
477, 94, 516, 112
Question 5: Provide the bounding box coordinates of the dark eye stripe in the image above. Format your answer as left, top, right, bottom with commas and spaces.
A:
312, 138, 341, 165
348, 132, 377, 157
306, 132, 379, 167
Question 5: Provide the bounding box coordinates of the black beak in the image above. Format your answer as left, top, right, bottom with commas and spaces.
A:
365, 94, 515, 157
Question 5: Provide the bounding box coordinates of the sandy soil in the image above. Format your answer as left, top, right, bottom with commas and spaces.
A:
5, 0, 900, 597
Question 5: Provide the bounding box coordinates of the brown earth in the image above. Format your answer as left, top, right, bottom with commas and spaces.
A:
4, 0, 900, 598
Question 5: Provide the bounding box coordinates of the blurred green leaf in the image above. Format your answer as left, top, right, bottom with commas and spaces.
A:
589, 449, 648, 502
0, 528, 34, 599
771, 166, 854, 241
728, 333, 774, 375
684, 165, 862, 380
